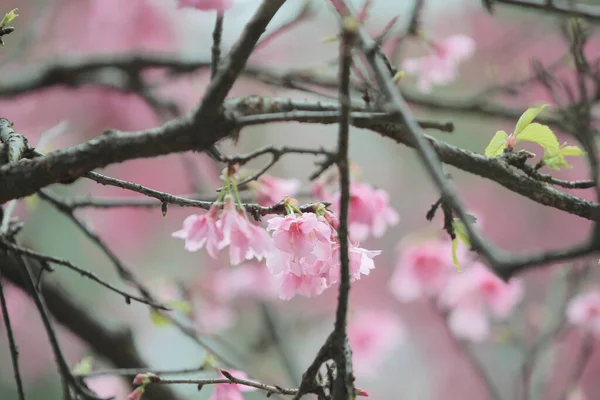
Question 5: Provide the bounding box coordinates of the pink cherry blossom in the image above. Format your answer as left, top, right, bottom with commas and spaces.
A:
219, 197, 273, 265
268, 213, 334, 263
325, 243, 381, 284
177, 0, 233, 12
172, 205, 224, 258
402, 34, 476, 93
266, 212, 381, 300
85, 376, 130, 399
438, 263, 524, 342
348, 310, 405, 377
566, 290, 600, 337
209, 370, 257, 400
250, 175, 301, 206
389, 238, 457, 302
329, 183, 399, 241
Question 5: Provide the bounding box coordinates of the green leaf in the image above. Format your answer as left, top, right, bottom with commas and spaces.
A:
543, 144, 586, 170
1, 8, 18, 27
515, 123, 560, 155
514, 104, 548, 135
169, 300, 192, 314
451, 238, 461, 272
150, 311, 171, 326
453, 219, 472, 249
559, 145, 586, 157
149, 300, 191, 327
543, 153, 572, 170
485, 130, 508, 157
72, 356, 94, 375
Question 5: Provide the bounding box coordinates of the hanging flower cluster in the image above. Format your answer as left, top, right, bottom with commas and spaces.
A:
266, 201, 381, 300
172, 174, 273, 266
173, 171, 384, 300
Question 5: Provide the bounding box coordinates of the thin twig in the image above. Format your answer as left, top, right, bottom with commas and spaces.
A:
0, 267, 26, 400
0, 239, 169, 310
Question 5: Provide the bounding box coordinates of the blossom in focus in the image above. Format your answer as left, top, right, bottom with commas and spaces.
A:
172, 205, 224, 258
266, 212, 380, 300
250, 175, 301, 206
173, 197, 272, 266
389, 238, 457, 302
438, 263, 524, 342
220, 197, 273, 265
177, 0, 233, 12
566, 290, 600, 337
329, 183, 399, 241
209, 369, 256, 400
348, 310, 405, 377
402, 34, 476, 93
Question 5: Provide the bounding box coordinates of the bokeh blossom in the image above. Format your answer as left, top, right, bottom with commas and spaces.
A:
438, 263, 524, 342
250, 175, 301, 206
348, 310, 405, 377
403, 34, 476, 93
389, 238, 457, 302
177, 0, 233, 12
329, 182, 399, 241
566, 290, 600, 337
209, 370, 256, 400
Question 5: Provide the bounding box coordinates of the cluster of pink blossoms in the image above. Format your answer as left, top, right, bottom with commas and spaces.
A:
173, 171, 388, 300
172, 196, 273, 266
390, 236, 523, 342
266, 210, 381, 300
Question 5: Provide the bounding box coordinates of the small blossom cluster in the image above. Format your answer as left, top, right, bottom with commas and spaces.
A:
172, 196, 273, 266
266, 206, 381, 300
389, 236, 523, 342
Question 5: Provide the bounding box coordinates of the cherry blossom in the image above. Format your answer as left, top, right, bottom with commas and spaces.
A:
402, 34, 476, 93
329, 182, 399, 241
566, 290, 600, 337
389, 238, 457, 302
172, 205, 224, 258
266, 211, 380, 300
348, 310, 405, 377
219, 197, 273, 265
250, 175, 301, 206
438, 263, 524, 342
209, 370, 256, 400
177, 0, 233, 12
192, 299, 238, 334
